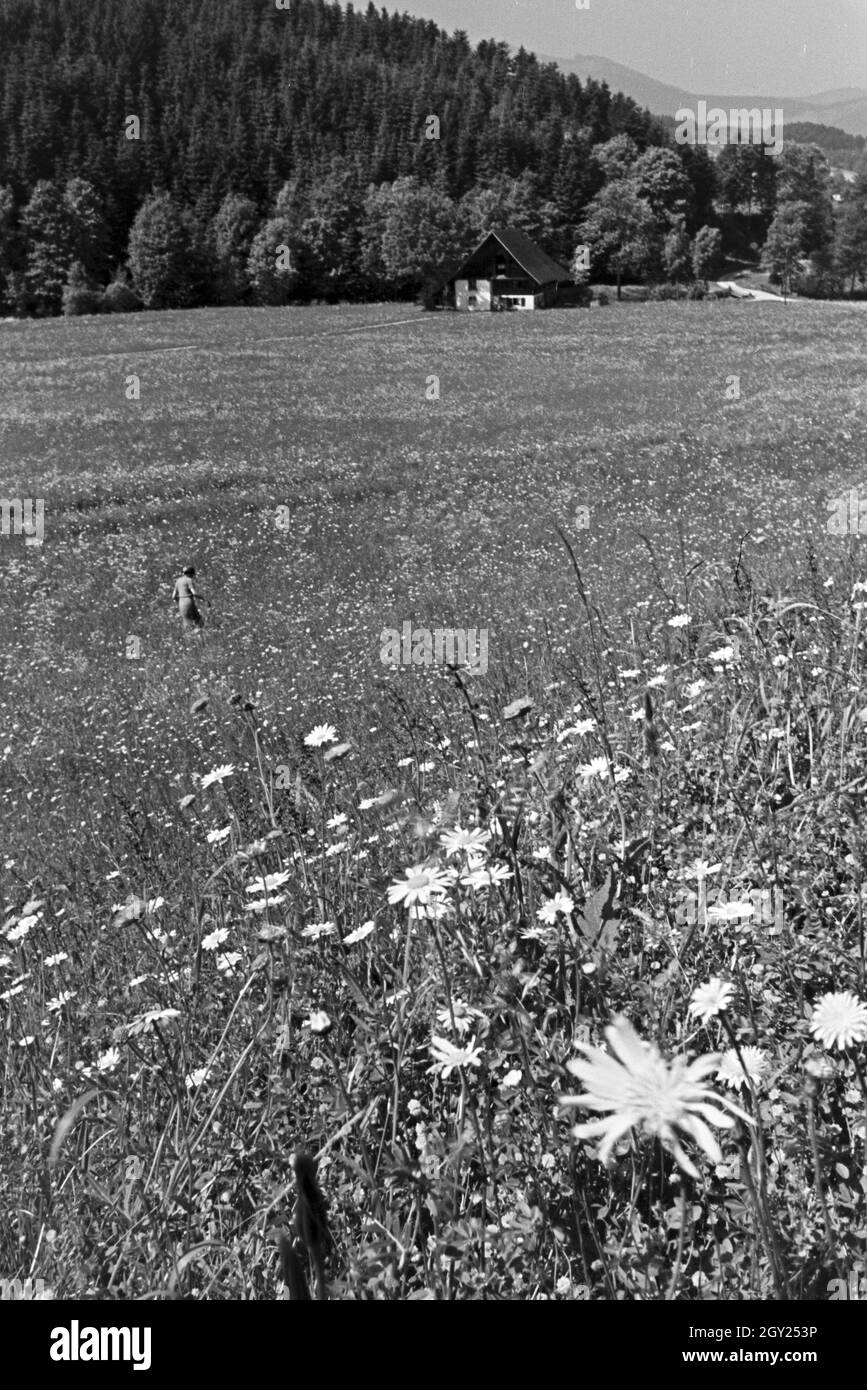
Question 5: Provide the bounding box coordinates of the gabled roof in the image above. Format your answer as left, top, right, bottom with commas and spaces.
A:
440, 227, 573, 289
486, 227, 573, 285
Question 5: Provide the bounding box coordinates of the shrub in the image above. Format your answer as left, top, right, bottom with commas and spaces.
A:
101, 278, 143, 313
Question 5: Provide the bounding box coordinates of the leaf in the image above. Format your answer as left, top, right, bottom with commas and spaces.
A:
49, 1088, 100, 1169
576, 870, 616, 947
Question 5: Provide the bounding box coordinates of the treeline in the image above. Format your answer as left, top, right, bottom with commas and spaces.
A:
0, 0, 865, 314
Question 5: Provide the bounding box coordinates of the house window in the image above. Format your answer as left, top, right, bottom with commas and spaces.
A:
468, 278, 477, 291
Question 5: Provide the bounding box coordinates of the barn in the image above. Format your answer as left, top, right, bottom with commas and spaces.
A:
437, 227, 574, 311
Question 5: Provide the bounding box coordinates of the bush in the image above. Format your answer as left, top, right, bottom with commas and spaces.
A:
101, 279, 143, 313
647, 283, 686, 301
595, 291, 610, 306
687, 283, 706, 300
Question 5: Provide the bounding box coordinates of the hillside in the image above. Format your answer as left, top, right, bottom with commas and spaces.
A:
548, 52, 867, 138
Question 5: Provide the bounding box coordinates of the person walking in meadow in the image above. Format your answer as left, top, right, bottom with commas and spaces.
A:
172, 565, 207, 633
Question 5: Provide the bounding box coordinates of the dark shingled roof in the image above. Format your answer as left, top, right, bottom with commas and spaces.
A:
437, 227, 573, 291
486, 227, 573, 285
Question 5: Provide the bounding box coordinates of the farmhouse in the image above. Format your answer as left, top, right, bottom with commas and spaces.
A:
437, 227, 574, 311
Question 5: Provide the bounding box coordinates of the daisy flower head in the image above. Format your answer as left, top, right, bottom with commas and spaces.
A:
387, 863, 454, 908
579, 756, 609, 779
200, 764, 236, 790
126, 1007, 181, 1038
343, 920, 375, 945
561, 1016, 750, 1179
810, 991, 867, 1051
201, 927, 230, 952
429, 1035, 483, 1079
301, 921, 337, 940
304, 724, 338, 748
538, 892, 574, 924
439, 825, 491, 858
97, 1047, 121, 1072
689, 978, 735, 1023
717, 1047, 767, 1091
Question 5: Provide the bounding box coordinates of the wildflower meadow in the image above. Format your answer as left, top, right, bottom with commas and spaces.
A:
3, 300, 867, 1303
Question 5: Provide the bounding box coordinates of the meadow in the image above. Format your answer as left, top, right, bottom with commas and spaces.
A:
2, 298, 867, 1299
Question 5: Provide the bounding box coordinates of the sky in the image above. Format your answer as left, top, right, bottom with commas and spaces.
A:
390, 0, 867, 96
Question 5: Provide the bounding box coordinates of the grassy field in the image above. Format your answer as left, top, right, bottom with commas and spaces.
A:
3, 299, 867, 1300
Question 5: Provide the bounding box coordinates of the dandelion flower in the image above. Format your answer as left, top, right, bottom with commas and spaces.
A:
44, 952, 68, 967
689, 979, 735, 1023
561, 1015, 750, 1178
200, 764, 236, 790
387, 864, 454, 907
304, 724, 337, 748
429, 1035, 483, 1078
810, 991, 867, 1051
501, 1068, 523, 1088
207, 826, 232, 845
717, 1047, 767, 1091
668, 613, 691, 629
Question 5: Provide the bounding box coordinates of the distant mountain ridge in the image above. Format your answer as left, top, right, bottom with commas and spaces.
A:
542, 52, 867, 138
